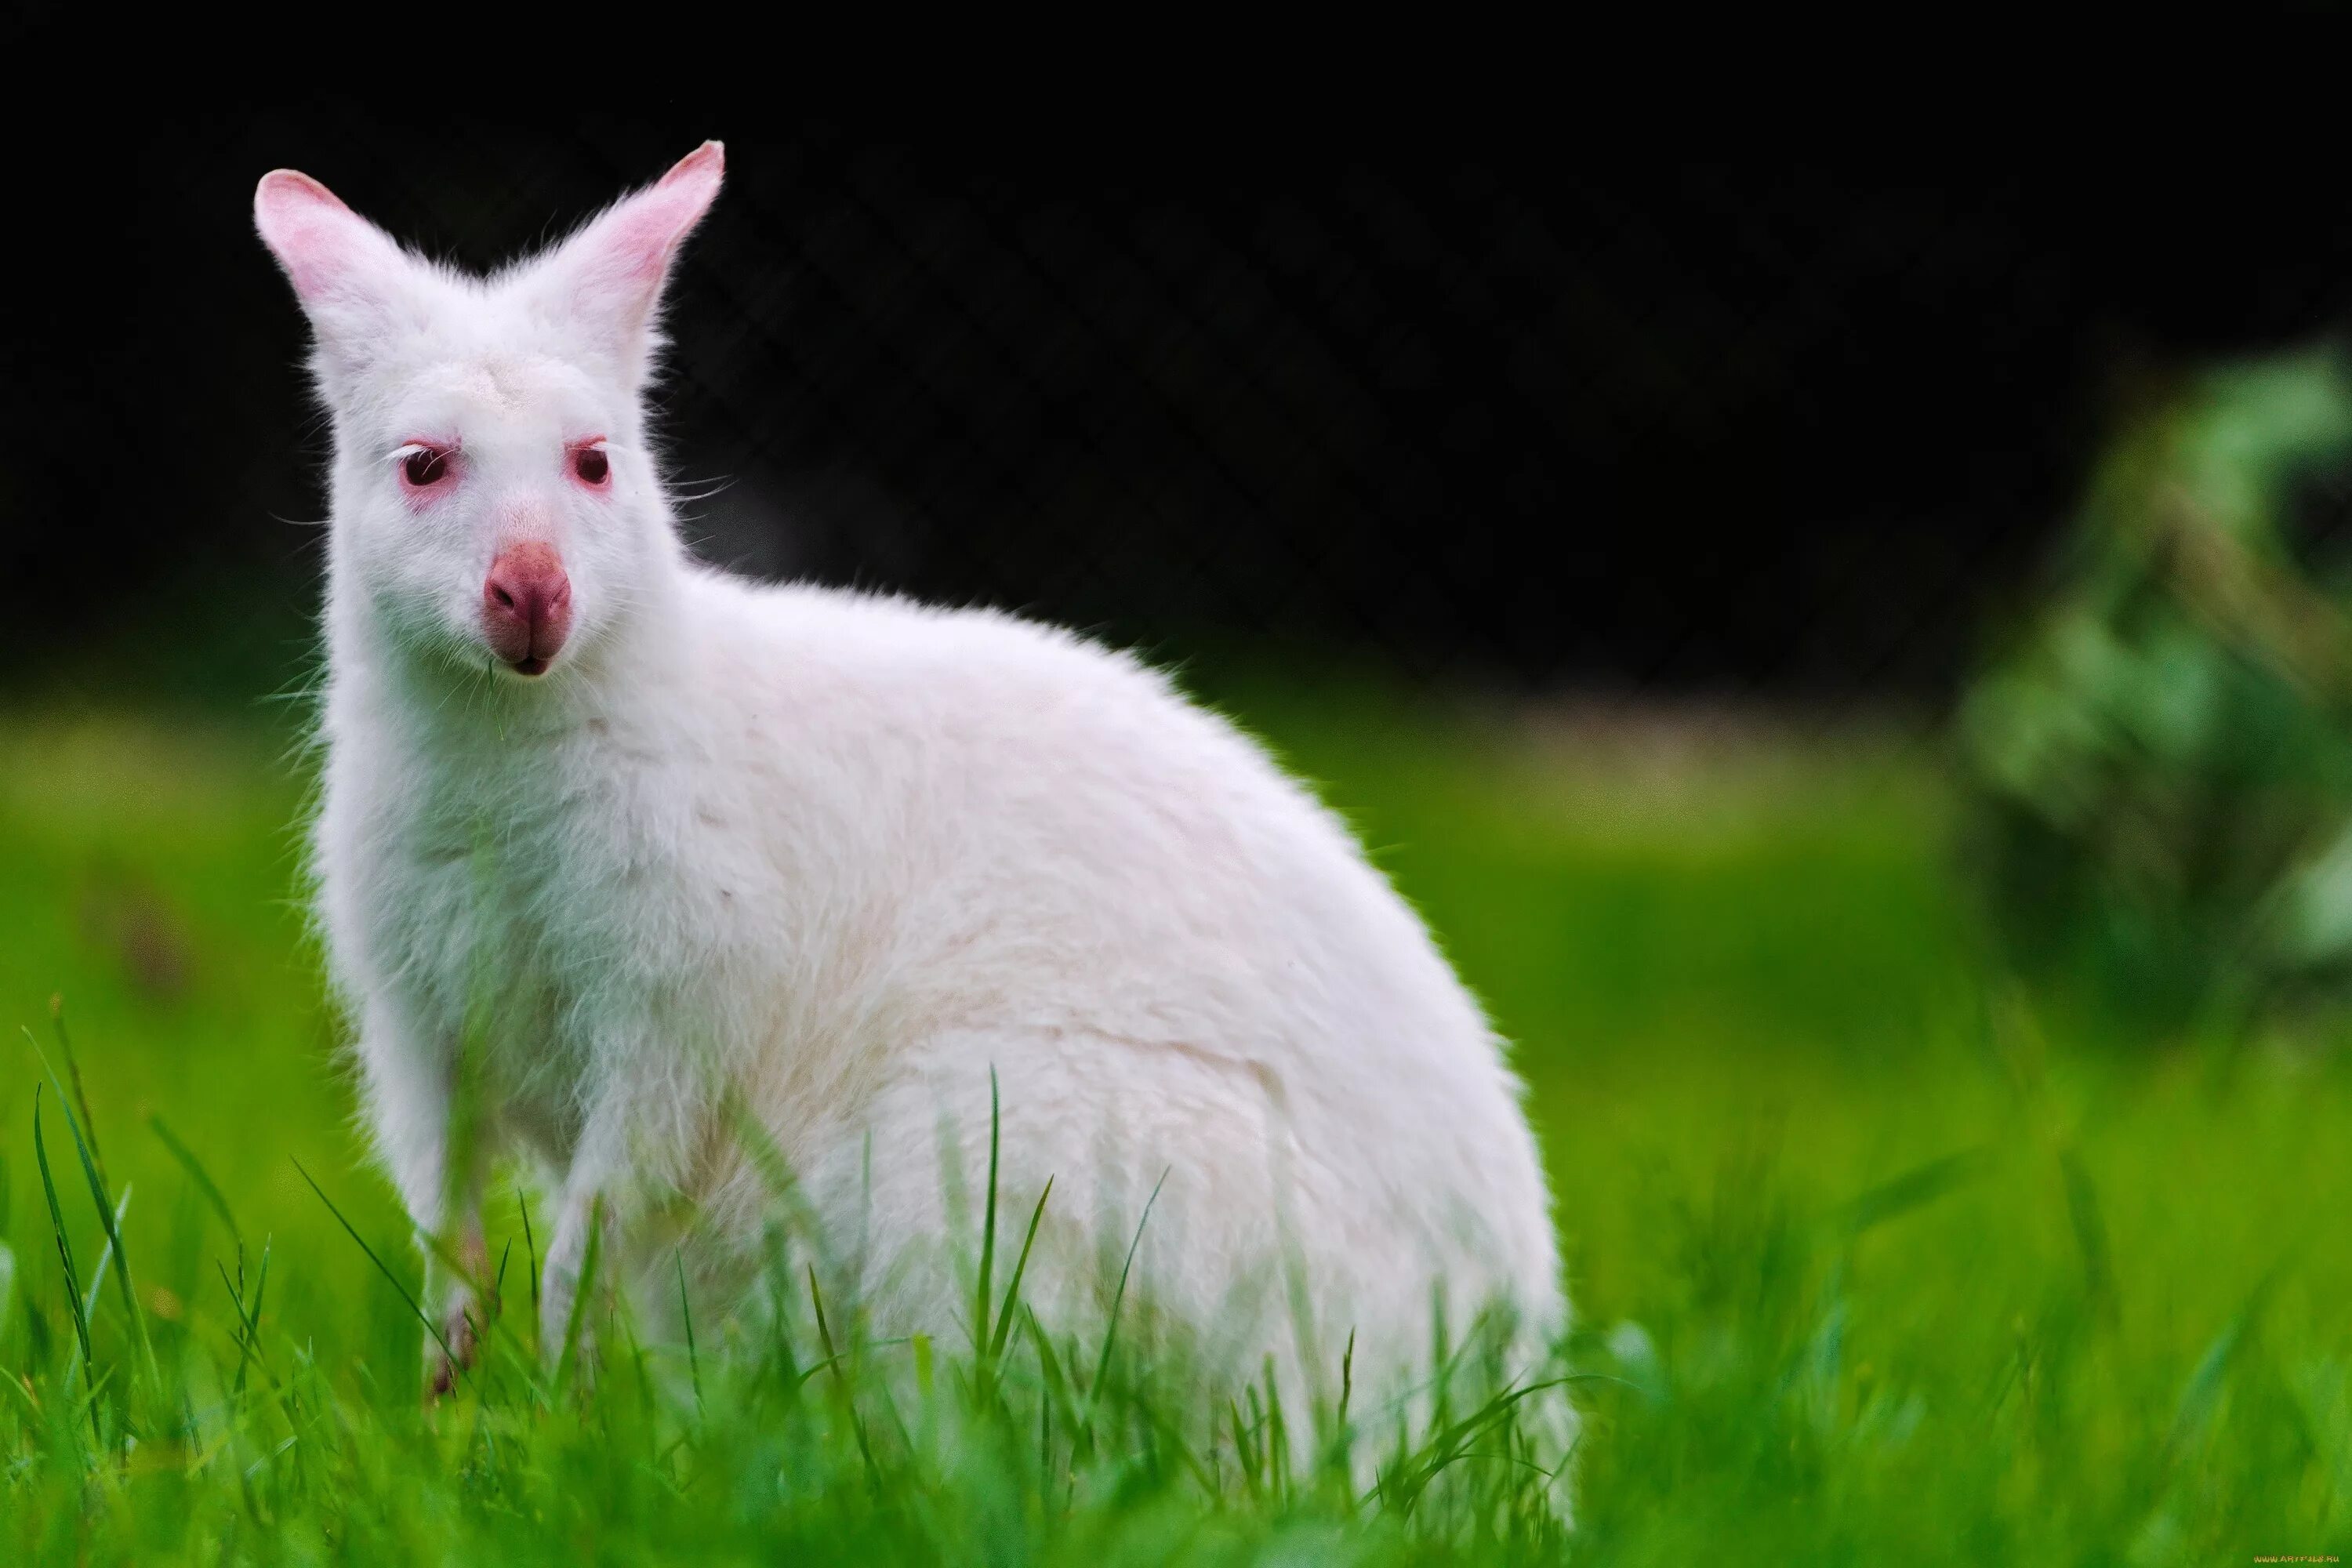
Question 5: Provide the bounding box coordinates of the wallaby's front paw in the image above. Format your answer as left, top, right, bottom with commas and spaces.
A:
428, 1295, 488, 1397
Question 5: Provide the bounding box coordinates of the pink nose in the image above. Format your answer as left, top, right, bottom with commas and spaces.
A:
482, 543, 572, 674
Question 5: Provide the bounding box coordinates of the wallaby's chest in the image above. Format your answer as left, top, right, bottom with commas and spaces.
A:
329, 735, 706, 1093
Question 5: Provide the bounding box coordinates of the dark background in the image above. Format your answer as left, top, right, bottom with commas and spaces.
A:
8, 102, 2350, 703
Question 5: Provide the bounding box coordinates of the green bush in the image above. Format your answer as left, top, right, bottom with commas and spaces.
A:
1961, 347, 2352, 1030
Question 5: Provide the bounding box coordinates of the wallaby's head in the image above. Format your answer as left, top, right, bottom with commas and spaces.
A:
256, 143, 724, 682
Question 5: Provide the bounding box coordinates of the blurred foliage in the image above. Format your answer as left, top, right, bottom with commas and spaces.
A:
1961, 347, 2352, 1032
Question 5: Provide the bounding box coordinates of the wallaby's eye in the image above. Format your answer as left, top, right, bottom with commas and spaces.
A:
572, 445, 611, 488
398, 446, 451, 489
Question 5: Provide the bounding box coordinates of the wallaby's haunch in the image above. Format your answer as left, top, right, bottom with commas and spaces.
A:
256, 143, 1563, 1432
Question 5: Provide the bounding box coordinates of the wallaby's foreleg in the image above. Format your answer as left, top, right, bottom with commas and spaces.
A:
358, 999, 485, 1395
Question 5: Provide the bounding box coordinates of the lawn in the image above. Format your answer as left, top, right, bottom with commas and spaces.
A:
2, 684, 2347, 1563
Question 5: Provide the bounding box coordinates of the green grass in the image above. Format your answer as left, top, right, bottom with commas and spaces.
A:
2, 689, 2350, 1563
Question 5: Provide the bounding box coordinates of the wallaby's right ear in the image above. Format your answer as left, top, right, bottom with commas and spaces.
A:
255, 171, 420, 382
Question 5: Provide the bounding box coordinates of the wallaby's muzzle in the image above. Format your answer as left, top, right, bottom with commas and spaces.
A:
482, 542, 572, 675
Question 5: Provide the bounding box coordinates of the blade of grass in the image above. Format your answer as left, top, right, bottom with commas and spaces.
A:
292, 1156, 459, 1374
2169, 1261, 2286, 1454
33, 1089, 100, 1446
49, 999, 111, 1194
517, 1183, 540, 1345
554, 1195, 606, 1400
1837, 1146, 1992, 1236
1377, 1376, 1571, 1515
806, 1264, 877, 1482
808, 1263, 842, 1381
80, 1185, 132, 1327
243, 1240, 271, 1396
721, 1094, 829, 1261
1090, 1167, 1171, 1403
1342, 1330, 1356, 1421
974, 1067, 1002, 1359
1021, 1308, 1087, 1507
27, 1029, 160, 1390
149, 1113, 244, 1250
989, 1175, 1054, 1363
677, 1248, 702, 1417
216, 1239, 275, 1399
2059, 1145, 2118, 1324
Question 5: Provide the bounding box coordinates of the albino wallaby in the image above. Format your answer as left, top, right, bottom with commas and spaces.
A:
256, 142, 1563, 1428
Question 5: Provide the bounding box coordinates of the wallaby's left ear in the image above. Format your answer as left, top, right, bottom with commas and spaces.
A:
536, 141, 725, 386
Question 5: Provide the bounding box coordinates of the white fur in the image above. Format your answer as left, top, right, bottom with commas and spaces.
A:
256, 145, 1563, 1425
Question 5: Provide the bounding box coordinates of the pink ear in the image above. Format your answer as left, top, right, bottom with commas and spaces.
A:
546, 142, 725, 368
607, 141, 725, 285
254, 170, 406, 304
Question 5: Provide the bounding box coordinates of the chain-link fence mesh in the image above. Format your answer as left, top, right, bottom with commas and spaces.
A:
9, 113, 2350, 713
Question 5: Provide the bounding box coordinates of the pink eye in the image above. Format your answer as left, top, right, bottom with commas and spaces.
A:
572, 446, 610, 487
401, 448, 450, 488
